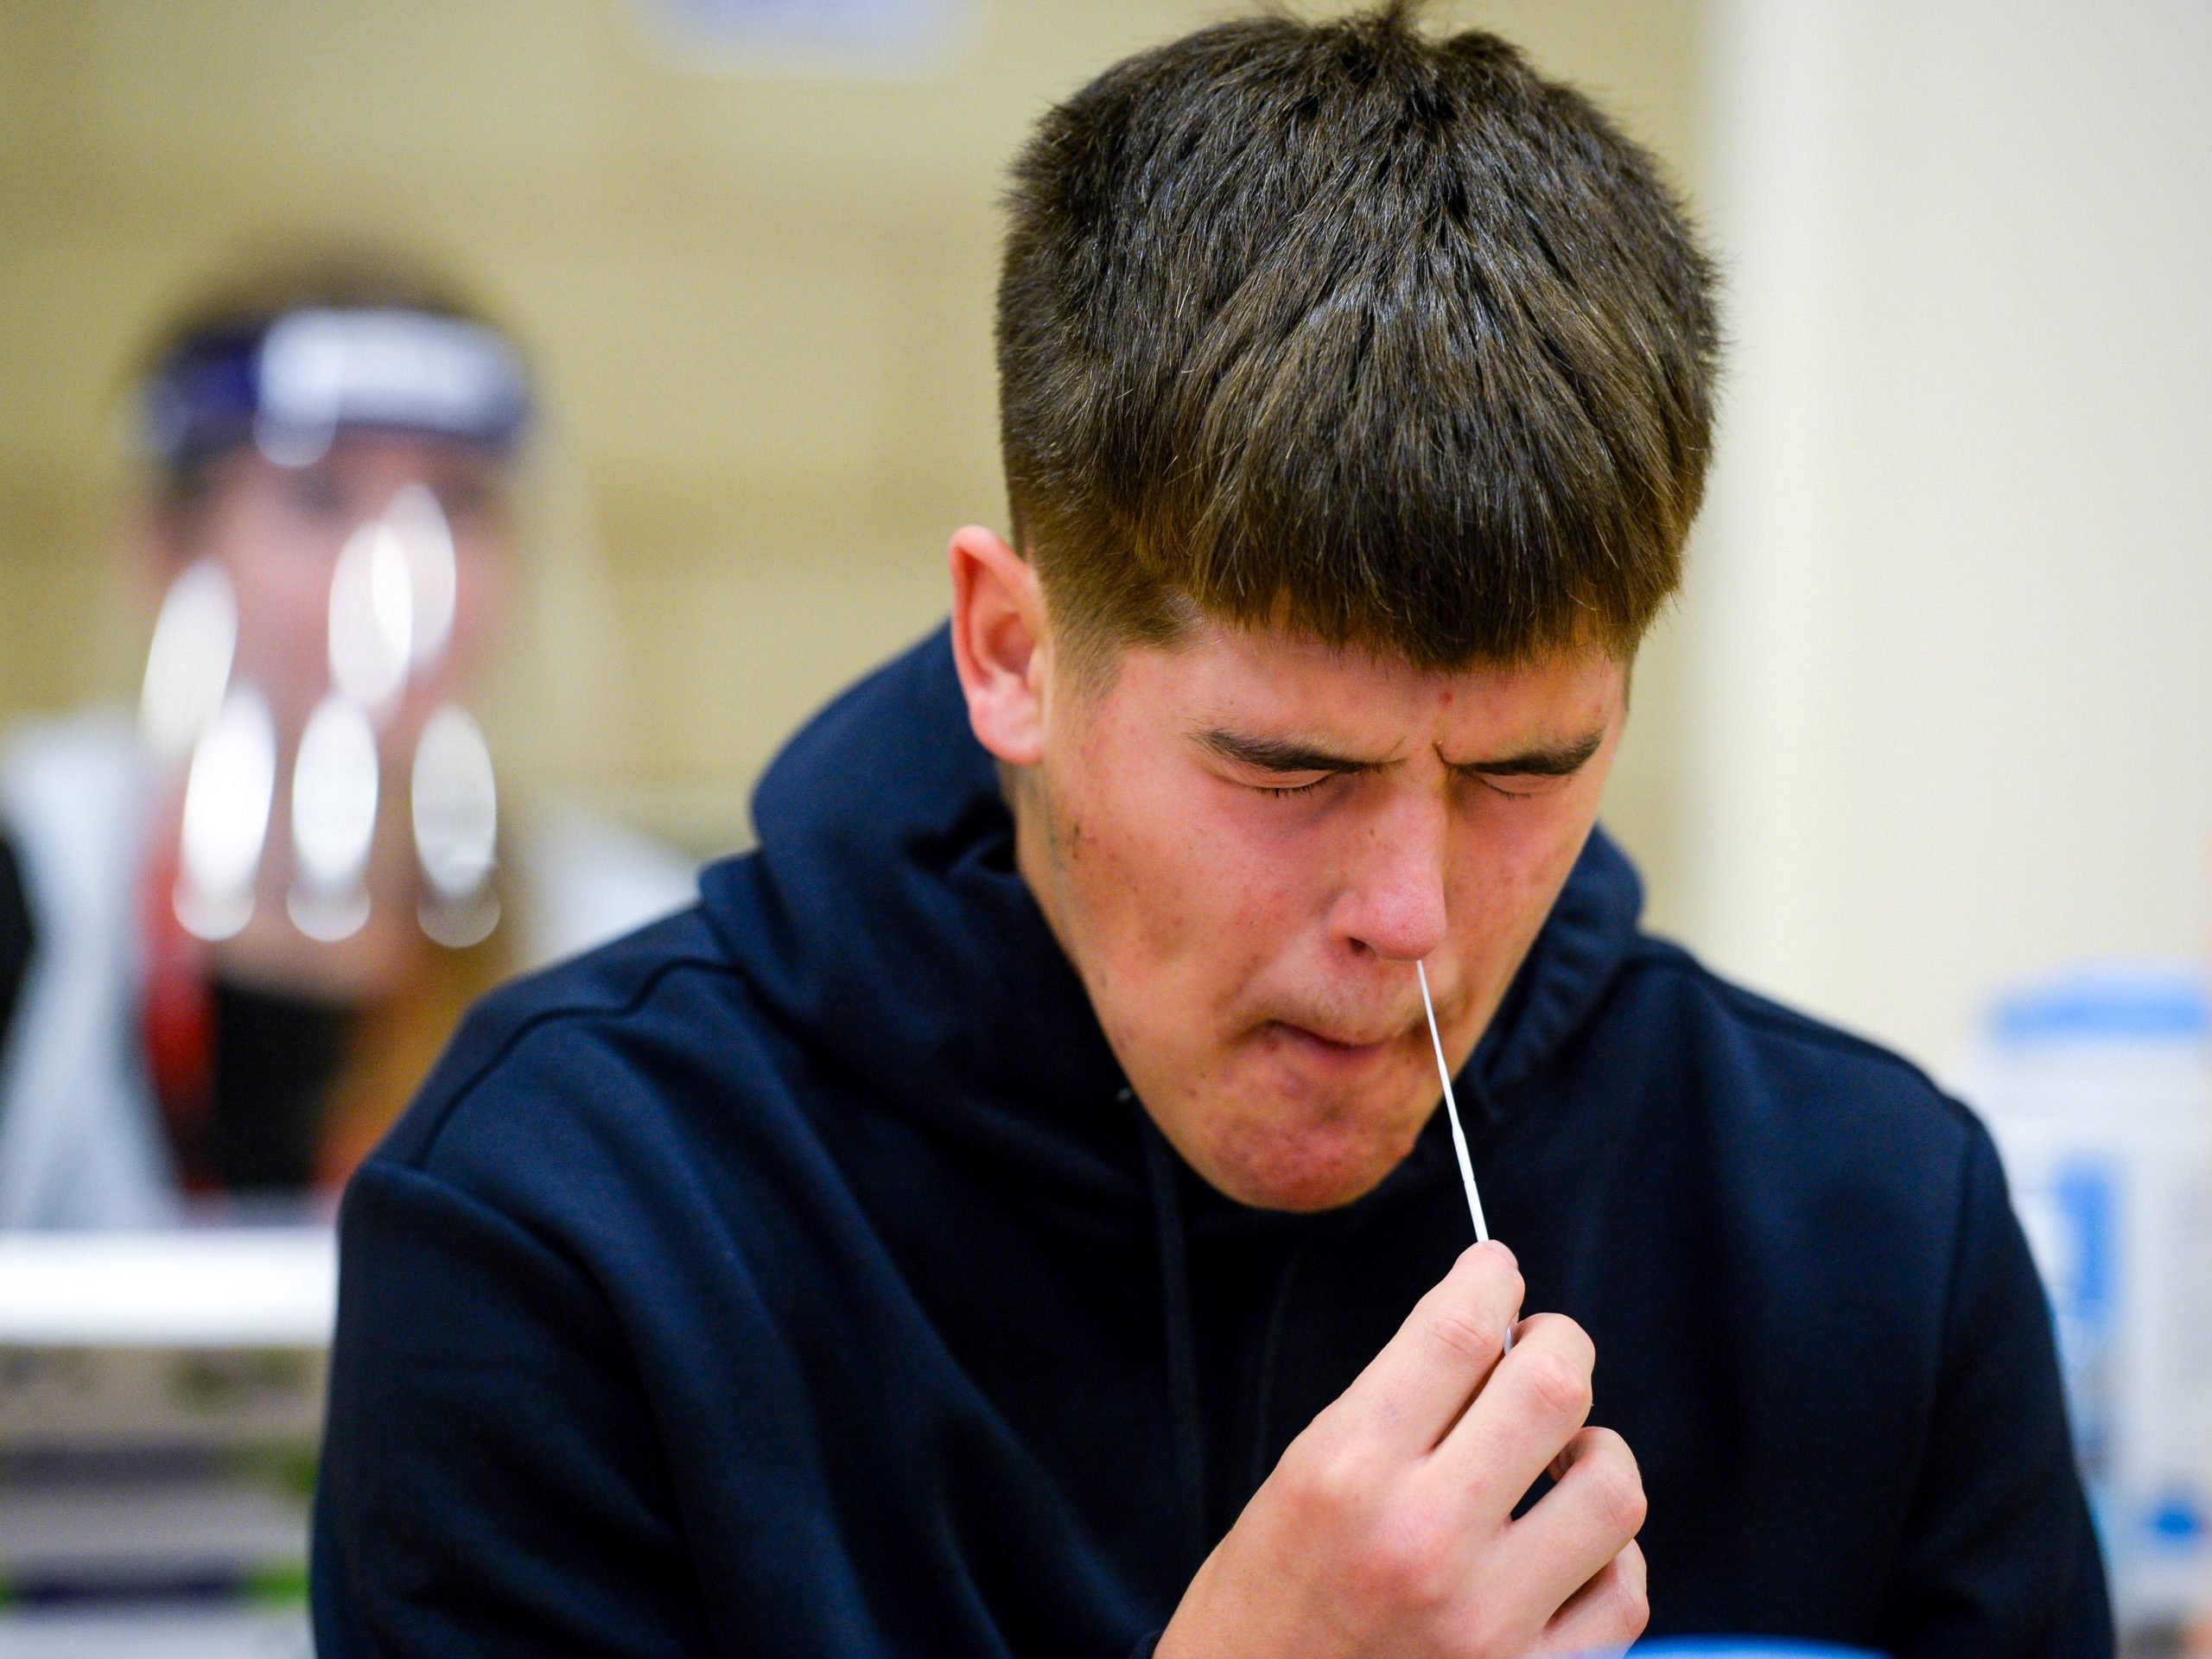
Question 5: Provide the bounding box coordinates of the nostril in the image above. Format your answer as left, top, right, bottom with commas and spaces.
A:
1329, 855, 1451, 963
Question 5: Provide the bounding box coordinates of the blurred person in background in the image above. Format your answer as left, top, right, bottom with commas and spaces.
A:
0, 249, 696, 1230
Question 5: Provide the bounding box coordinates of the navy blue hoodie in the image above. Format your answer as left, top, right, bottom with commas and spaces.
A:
314, 628, 2111, 1656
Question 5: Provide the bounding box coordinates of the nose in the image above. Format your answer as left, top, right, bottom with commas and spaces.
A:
1332, 791, 1450, 963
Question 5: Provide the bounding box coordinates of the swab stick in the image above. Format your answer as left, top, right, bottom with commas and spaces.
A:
1416, 960, 1491, 1245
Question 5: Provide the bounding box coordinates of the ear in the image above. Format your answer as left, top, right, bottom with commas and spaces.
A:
948, 523, 1049, 767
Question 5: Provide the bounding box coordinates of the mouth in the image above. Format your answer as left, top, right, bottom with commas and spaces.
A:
1262, 1019, 1409, 1071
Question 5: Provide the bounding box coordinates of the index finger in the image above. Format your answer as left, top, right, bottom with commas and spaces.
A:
1332, 1240, 1524, 1458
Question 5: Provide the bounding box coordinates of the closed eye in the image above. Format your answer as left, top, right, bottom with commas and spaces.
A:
1470, 772, 1571, 800
1196, 729, 1374, 799
1451, 732, 1604, 798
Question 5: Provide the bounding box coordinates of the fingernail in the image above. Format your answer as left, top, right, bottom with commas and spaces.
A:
1483, 1238, 1517, 1268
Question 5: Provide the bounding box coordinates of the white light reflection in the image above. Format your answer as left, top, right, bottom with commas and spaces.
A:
139, 560, 238, 766
175, 685, 277, 942
385, 484, 457, 671
255, 308, 526, 470
288, 695, 379, 943
329, 521, 414, 712
253, 311, 345, 468
411, 706, 499, 948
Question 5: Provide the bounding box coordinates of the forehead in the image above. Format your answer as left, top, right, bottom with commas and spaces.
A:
1107, 619, 1625, 743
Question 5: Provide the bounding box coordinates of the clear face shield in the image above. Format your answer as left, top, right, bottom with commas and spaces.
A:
135, 307, 532, 958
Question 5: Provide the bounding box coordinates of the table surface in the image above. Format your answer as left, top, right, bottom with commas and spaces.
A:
0, 1228, 334, 1349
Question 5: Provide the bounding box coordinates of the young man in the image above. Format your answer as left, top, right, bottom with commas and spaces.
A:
315, 8, 2110, 1656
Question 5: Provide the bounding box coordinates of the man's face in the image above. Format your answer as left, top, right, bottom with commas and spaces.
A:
155, 435, 513, 759
1016, 620, 1625, 1212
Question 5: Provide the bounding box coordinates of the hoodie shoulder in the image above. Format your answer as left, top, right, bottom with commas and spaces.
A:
367, 904, 758, 1185
1633, 935, 1952, 1087
1599, 932, 1987, 1178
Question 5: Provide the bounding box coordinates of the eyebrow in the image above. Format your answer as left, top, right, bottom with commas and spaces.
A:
1196, 730, 1379, 775
1195, 726, 1606, 778
1455, 729, 1608, 778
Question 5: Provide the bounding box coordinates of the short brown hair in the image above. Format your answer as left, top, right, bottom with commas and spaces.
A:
995, 3, 1718, 674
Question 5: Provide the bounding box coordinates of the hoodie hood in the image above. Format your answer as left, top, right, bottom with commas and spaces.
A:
698, 626, 1647, 1209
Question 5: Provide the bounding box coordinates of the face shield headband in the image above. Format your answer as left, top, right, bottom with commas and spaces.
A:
140, 307, 533, 471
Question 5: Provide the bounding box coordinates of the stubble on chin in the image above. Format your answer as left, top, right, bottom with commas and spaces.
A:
1173, 1057, 1433, 1211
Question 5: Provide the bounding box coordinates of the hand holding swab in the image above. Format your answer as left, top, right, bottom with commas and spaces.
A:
1155, 967, 1612, 1656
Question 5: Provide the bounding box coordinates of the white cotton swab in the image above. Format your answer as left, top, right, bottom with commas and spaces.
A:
1416, 960, 1491, 1246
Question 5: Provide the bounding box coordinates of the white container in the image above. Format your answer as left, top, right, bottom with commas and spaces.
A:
1955, 964, 2212, 1635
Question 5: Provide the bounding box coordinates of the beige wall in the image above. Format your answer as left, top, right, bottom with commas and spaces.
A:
1686, 0, 2212, 1068
0, 0, 1704, 879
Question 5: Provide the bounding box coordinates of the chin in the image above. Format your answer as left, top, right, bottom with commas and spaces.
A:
1191, 1118, 1415, 1213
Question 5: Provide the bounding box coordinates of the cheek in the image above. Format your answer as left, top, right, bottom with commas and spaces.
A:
1085, 777, 1304, 962
1053, 763, 1190, 957
1049, 742, 1283, 1022
442, 547, 509, 679
1449, 793, 1604, 982
219, 544, 339, 710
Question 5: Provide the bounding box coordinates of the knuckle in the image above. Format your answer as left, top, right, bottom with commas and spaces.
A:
1428, 1305, 1507, 1366
1451, 1247, 1522, 1300
1608, 1563, 1651, 1640
1579, 1423, 1632, 1459
1586, 1457, 1649, 1538
1521, 1312, 1597, 1375
1575, 1429, 1648, 1532
1287, 1436, 1372, 1523
1357, 1503, 1454, 1609
1518, 1350, 1593, 1422
1448, 1243, 1524, 1310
